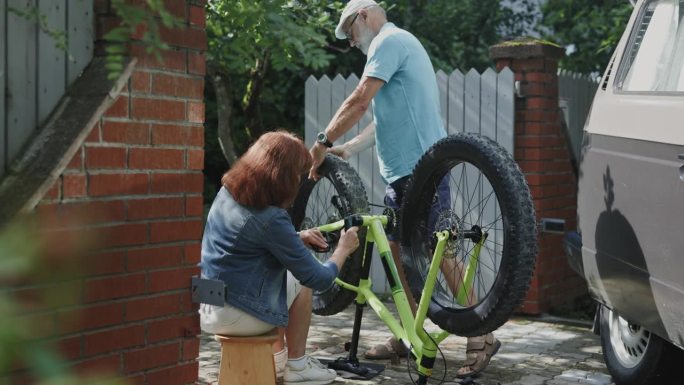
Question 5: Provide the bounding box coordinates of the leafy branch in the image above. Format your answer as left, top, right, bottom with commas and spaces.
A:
0, 220, 128, 385
104, 0, 184, 79
7, 5, 69, 57
9, 1, 183, 81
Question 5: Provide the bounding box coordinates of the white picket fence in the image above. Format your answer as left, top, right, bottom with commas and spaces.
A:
304, 68, 514, 293
558, 69, 600, 164
1, 1, 94, 179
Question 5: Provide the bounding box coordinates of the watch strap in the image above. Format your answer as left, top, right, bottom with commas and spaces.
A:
317, 132, 333, 148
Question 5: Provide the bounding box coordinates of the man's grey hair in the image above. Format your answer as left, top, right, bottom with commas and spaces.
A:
367, 4, 386, 16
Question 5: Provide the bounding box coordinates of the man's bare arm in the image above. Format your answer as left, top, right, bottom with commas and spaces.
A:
324, 76, 384, 143
309, 76, 383, 179
330, 122, 376, 159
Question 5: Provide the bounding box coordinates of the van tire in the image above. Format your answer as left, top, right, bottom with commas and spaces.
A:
600, 305, 677, 385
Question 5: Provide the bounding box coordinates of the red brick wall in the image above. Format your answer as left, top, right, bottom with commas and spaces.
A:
491, 42, 586, 315
7, 1, 206, 383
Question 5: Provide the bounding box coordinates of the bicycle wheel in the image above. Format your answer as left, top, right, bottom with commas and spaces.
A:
291, 154, 369, 315
400, 133, 537, 336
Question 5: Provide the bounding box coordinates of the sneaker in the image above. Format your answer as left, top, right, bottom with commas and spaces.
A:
284, 355, 337, 385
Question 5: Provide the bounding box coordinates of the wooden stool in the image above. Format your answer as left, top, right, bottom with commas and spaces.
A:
215, 329, 279, 385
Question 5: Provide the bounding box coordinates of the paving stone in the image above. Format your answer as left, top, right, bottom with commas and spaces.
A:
587, 372, 614, 384
576, 358, 610, 372
197, 304, 613, 384
560, 368, 591, 377
510, 373, 546, 385
547, 380, 582, 385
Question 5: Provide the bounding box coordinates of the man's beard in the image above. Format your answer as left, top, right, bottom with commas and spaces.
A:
357, 24, 375, 55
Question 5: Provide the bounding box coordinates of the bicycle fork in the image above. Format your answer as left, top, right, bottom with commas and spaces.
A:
338, 218, 441, 381
330, 217, 449, 381
411, 228, 485, 382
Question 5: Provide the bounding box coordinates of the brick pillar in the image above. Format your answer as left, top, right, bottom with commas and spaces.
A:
6, 2, 206, 384
490, 40, 585, 315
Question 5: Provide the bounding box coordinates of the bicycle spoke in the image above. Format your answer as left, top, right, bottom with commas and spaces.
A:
409, 160, 509, 311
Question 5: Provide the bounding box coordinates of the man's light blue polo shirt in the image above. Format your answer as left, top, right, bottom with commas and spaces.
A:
363, 22, 446, 184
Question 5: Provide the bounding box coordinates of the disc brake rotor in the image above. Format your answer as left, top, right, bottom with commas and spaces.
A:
435, 210, 464, 259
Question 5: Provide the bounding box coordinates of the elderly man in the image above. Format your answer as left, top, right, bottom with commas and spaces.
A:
308, 0, 500, 379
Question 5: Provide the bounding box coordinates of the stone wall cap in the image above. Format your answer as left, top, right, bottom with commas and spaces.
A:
490, 37, 565, 60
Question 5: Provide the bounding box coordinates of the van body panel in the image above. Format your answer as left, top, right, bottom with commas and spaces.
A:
587, 94, 684, 146
579, 133, 684, 348
566, 0, 684, 372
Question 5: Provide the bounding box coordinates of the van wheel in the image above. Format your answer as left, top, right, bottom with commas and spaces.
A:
600, 305, 676, 385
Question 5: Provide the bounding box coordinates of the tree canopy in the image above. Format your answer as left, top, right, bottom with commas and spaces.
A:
385, 0, 538, 72
204, 1, 348, 195
540, 0, 633, 74
202, 0, 634, 198
202, 0, 542, 197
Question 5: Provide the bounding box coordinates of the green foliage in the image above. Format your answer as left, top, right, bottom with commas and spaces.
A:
541, 0, 633, 73
8, 1, 180, 81
202, 83, 229, 200
207, 0, 337, 75
204, 0, 537, 147
0, 222, 128, 385
204, 0, 349, 194
385, 0, 539, 72
203, 0, 541, 197
7, 5, 69, 56
105, 0, 184, 80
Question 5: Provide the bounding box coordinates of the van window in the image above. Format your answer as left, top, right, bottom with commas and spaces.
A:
618, 0, 684, 92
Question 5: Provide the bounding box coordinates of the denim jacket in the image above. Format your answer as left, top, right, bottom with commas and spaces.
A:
199, 187, 338, 326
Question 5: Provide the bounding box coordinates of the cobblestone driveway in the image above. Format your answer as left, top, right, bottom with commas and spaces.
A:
199, 304, 614, 385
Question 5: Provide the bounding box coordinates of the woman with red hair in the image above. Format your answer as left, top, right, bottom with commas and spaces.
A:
199, 131, 359, 385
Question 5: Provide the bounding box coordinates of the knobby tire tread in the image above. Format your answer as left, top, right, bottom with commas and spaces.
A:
291, 155, 369, 315
400, 133, 538, 336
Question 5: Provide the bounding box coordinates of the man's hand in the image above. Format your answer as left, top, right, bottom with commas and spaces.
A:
309, 142, 327, 180
329, 145, 351, 160
299, 228, 328, 251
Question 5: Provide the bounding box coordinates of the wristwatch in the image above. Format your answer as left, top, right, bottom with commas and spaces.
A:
316, 131, 333, 148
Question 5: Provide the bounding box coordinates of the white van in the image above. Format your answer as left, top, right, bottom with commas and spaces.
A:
564, 0, 684, 384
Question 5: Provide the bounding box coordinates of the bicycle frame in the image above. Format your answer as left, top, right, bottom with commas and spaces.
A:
317, 214, 486, 381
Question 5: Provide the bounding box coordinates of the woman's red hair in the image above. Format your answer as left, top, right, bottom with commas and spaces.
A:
222, 131, 312, 209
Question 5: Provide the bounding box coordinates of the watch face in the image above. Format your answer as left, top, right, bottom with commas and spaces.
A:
317, 132, 326, 142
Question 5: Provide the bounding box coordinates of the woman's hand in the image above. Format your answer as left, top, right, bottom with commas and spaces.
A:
327, 227, 360, 272
299, 229, 328, 251
337, 227, 360, 256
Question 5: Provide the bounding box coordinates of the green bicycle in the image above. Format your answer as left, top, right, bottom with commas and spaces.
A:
291, 132, 538, 384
